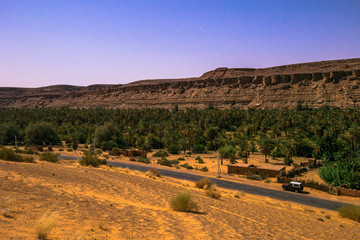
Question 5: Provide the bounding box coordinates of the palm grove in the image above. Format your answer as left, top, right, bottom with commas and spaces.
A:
0, 106, 359, 189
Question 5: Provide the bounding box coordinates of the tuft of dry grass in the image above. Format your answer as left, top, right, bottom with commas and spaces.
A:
233, 191, 245, 198
338, 205, 360, 222
169, 192, 199, 212
35, 211, 58, 239
146, 169, 161, 178
195, 177, 213, 190
205, 185, 221, 199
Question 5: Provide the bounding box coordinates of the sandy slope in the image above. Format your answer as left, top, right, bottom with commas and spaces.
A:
0, 160, 359, 240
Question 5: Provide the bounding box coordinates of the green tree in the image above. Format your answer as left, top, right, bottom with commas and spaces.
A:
219, 145, 237, 164
258, 136, 275, 163
25, 122, 60, 145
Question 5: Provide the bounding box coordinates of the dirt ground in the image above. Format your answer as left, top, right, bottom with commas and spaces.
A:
1, 159, 359, 240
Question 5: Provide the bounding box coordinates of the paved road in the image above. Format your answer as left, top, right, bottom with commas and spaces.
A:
108, 161, 347, 211
58, 155, 347, 211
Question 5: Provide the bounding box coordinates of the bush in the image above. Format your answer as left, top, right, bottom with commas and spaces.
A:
153, 150, 169, 157
129, 157, 136, 162
205, 185, 221, 199
137, 157, 150, 164
79, 151, 107, 167
195, 177, 213, 189
0, 147, 35, 163
167, 144, 180, 154
177, 157, 185, 161
338, 205, 360, 222
192, 144, 206, 154
180, 163, 193, 169
200, 166, 209, 172
195, 156, 204, 164
146, 169, 161, 178
284, 156, 293, 166
169, 192, 199, 212
40, 152, 59, 163
157, 157, 172, 167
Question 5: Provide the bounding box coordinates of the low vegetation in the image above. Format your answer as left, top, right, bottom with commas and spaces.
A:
146, 168, 161, 178
153, 150, 169, 158
79, 151, 107, 167
39, 152, 59, 163
169, 192, 199, 212
34, 211, 58, 239
205, 185, 221, 199
338, 205, 360, 222
0, 147, 34, 163
195, 177, 213, 190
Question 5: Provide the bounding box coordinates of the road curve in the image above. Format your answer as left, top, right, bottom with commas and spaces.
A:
108, 161, 347, 211
58, 155, 348, 211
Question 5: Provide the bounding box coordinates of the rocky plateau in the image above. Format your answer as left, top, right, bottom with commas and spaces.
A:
1, 58, 360, 109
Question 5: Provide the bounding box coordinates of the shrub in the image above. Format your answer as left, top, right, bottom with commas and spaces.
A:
195, 156, 204, 164
180, 163, 193, 169
35, 211, 58, 240
245, 171, 264, 180
205, 185, 221, 199
129, 157, 136, 162
200, 166, 209, 172
79, 151, 107, 167
338, 205, 360, 222
167, 144, 180, 154
153, 150, 169, 157
169, 192, 199, 212
284, 156, 293, 166
40, 152, 59, 163
0, 147, 35, 163
234, 190, 245, 198
177, 157, 185, 161
146, 169, 161, 178
157, 157, 172, 167
192, 144, 206, 154
195, 177, 213, 189
137, 157, 150, 164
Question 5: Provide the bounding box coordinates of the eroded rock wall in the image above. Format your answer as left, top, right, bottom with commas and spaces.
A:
1, 59, 360, 109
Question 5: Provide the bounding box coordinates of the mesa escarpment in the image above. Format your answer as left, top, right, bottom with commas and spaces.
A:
1, 58, 360, 109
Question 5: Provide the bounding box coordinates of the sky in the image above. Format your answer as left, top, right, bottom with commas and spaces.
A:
0, 0, 360, 87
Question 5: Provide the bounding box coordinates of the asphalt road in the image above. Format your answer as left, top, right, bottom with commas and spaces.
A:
58, 155, 347, 211
108, 161, 347, 211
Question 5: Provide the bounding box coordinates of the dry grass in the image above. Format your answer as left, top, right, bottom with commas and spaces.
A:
169, 192, 199, 212
233, 190, 245, 198
195, 177, 213, 190
205, 185, 221, 199
34, 211, 58, 239
146, 169, 161, 178
338, 205, 360, 222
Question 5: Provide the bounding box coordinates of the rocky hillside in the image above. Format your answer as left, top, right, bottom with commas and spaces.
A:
1, 58, 360, 109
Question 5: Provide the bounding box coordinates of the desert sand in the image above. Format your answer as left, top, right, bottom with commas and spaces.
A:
1, 159, 359, 240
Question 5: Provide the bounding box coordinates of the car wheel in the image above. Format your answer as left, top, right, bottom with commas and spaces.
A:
295, 189, 299, 193
283, 187, 287, 191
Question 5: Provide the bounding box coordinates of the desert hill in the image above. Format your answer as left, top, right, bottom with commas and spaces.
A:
1, 58, 360, 109
1, 159, 359, 239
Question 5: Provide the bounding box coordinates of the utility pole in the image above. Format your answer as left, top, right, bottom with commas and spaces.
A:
217, 151, 221, 178
15, 135, 17, 149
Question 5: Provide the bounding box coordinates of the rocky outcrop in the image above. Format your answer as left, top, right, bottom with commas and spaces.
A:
1, 58, 360, 109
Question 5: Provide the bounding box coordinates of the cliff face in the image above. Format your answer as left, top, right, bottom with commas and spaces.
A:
1, 58, 360, 109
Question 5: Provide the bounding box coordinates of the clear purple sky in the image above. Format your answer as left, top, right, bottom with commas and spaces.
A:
1, 0, 360, 87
